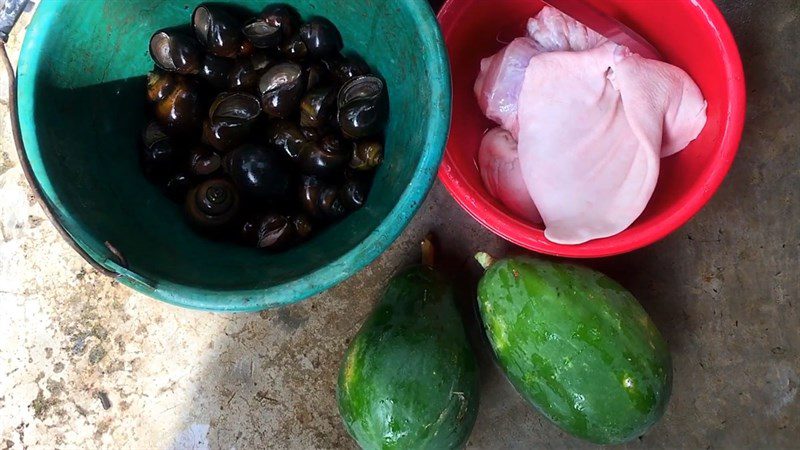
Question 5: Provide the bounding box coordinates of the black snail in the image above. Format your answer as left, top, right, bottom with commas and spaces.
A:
140, 3, 387, 251
185, 178, 241, 229
227, 57, 264, 92
299, 17, 343, 58
260, 4, 301, 39
199, 54, 234, 90
337, 75, 388, 139
242, 17, 282, 49
147, 71, 203, 137
326, 53, 370, 85
258, 62, 306, 118
297, 135, 348, 179
299, 86, 337, 128
202, 91, 261, 151
265, 120, 305, 161
349, 140, 384, 171
149, 30, 202, 75
192, 5, 243, 58
225, 143, 292, 203
189, 146, 222, 177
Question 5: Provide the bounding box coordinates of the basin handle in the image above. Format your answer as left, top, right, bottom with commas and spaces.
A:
0, 0, 28, 43
0, 5, 117, 277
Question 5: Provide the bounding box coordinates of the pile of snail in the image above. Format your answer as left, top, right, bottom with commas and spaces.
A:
141, 3, 387, 250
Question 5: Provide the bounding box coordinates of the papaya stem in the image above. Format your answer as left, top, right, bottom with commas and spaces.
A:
474, 252, 496, 270
421, 233, 435, 267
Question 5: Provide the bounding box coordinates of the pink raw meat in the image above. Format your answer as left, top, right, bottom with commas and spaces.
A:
474, 7, 606, 138
526, 5, 606, 52
609, 48, 708, 157
516, 42, 706, 244
478, 127, 542, 223
474, 37, 539, 136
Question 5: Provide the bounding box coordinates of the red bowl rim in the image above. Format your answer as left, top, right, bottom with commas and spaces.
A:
436, 0, 746, 258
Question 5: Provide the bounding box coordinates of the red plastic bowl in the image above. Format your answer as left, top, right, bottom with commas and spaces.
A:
437, 0, 745, 258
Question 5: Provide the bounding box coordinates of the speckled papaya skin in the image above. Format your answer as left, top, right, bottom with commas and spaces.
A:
477, 257, 672, 444
337, 265, 479, 450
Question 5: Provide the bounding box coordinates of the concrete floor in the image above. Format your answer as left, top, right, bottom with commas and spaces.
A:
1, 1, 798, 449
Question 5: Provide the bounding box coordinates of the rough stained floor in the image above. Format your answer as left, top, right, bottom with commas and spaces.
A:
0, 0, 798, 449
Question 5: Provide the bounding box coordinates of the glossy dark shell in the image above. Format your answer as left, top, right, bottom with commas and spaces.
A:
299, 176, 344, 220
304, 63, 329, 92
340, 179, 368, 210
238, 38, 255, 57
292, 215, 313, 239
147, 70, 181, 104
349, 140, 384, 170
318, 185, 345, 219
259, 62, 305, 118
242, 17, 281, 49
337, 75, 388, 139
165, 172, 193, 203
320, 134, 344, 154
201, 92, 261, 151
152, 76, 202, 137
260, 4, 301, 39
299, 175, 323, 218
189, 146, 222, 177
192, 5, 242, 58
300, 86, 336, 128
185, 178, 240, 229
199, 54, 234, 90
280, 34, 308, 61
301, 126, 322, 142
250, 50, 273, 71
300, 87, 336, 128
297, 140, 347, 179
255, 214, 295, 250
146, 70, 172, 104
208, 91, 261, 126
227, 58, 262, 92
140, 138, 180, 180
239, 215, 261, 246
142, 120, 168, 148
149, 31, 202, 75
328, 54, 370, 85
265, 120, 306, 161
226, 144, 292, 202
299, 17, 343, 58
202, 119, 247, 152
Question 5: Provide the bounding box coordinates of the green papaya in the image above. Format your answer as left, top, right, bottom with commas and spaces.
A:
476, 253, 672, 444
337, 239, 479, 450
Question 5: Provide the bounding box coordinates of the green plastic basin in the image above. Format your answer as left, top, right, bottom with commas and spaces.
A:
16, 0, 450, 311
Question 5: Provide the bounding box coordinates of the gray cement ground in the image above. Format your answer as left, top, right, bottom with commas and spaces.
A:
0, 0, 797, 449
